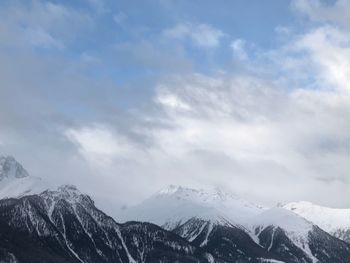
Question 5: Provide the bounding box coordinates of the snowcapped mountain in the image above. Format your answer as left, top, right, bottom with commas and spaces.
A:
173, 217, 286, 263
121, 185, 264, 229
123, 185, 350, 263
0, 155, 50, 199
0, 184, 213, 263
249, 207, 350, 263
122, 185, 287, 262
284, 201, 350, 243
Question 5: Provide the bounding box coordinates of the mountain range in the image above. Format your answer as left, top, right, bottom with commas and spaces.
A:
1, 155, 350, 263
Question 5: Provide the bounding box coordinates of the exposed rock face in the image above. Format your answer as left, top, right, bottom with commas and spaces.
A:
0, 186, 213, 263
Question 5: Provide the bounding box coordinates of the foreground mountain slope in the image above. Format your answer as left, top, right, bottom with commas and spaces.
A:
284, 201, 350, 243
0, 155, 50, 199
0, 185, 213, 263
249, 207, 350, 263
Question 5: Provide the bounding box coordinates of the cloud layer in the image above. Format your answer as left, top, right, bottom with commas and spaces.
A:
1, 0, 350, 213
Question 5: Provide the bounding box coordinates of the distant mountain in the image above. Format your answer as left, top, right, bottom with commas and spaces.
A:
249, 207, 350, 263
0, 185, 213, 263
284, 201, 350, 243
124, 185, 350, 263
121, 185, 285, 262
0, 155, 49, 199
121, 185, 264, 229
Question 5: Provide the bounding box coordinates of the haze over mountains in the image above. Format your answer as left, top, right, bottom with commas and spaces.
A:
1, 155, 350, 263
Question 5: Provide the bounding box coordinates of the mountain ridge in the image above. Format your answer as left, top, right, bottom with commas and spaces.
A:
123, 184, 350, 263
2, 156, 350, 262
284, 201, 350, 243
0, 184, 214, 263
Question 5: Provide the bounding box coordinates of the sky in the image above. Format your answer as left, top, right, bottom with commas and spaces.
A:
1, 0, 350, 212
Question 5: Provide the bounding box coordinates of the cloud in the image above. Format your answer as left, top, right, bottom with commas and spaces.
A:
0, 1, 93, 49
65, 125, 138, 167
25, 27, 64, 49
295, 26, 350, 92
275, 25, 291, 35
64, 17, 350, 207
292, 0, 350, 28
230, 39, 248, 60
87, 0, 109, 15
114, 39, 192, 73
156, 93, 192, 111
163, 23, 225, 48
113, 12, 127, 26
3, 0, 350, 211
63, 67, 350, 208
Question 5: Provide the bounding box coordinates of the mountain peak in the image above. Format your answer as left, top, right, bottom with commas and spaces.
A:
58, 184, 79, 193
0, 155, 29, 181
157, 184, 242, 205
40, 184, 94, 209
42, 184, 82, 200
121, 185, 264, 229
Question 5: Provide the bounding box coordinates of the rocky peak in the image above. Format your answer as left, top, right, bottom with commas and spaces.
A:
0, 155, 29, 181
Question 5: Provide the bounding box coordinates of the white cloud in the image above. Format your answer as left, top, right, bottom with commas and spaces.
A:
65, 126, 136, 167
26, 27, 64, 49
275, 25, 291, 35
149, 67, 350, 204
64, 63, 350, 206
163, 23, 225, 48
294, 26, 350, 92
66, 24, 350, 205
230, 39, 247, 60
156, 94, 192, 111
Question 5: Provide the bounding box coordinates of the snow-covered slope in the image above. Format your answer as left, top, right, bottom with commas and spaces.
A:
284, 201, 350, 243
249, 207, 350, 263
121, 186, 289, 262
250, 207, 316, 262
173, 217, 285, 263
121, 185, 264, 229
251, 207, 314, 237
0, 155, 50, 199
